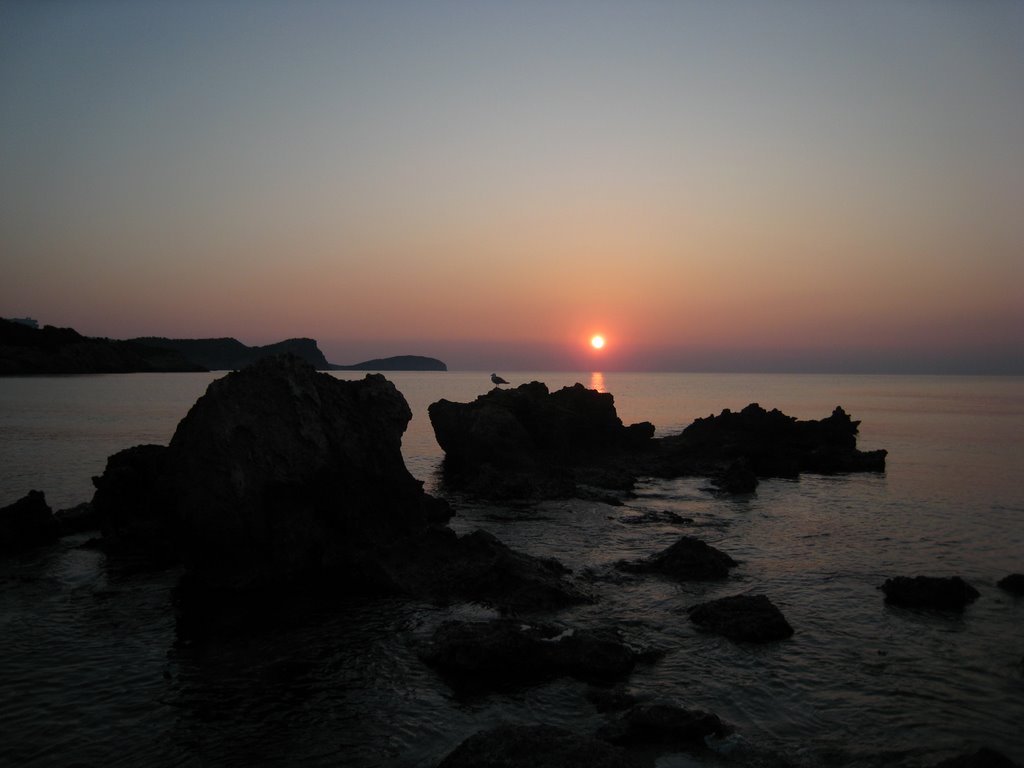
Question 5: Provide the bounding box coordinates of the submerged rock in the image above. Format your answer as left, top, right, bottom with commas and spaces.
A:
598, 701, 727, 747
383, 528, 590, 613
0, 490, 58, 555
997, 573, 1024, 596
421, 618, 637, 691
929, 748, 1021, 768
437, 723, 641, 768
880, 576, 980, 612
688, 594, 794, 643
617, 535, 738, 581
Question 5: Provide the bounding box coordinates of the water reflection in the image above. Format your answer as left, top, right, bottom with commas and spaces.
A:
590, 371, 605, 392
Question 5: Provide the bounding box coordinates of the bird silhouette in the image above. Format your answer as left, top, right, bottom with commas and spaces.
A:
490, 373, 509, 386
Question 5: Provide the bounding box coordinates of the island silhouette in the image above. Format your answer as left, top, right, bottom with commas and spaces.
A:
0, 318, 446, 374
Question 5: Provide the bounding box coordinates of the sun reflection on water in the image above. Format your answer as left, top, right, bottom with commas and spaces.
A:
590, 371, 605, 392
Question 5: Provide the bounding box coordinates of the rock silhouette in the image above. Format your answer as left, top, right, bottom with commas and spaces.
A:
0, 490, 58, 555
429, 387, 887, 500
421, 618, 637, 691
880, 576, 980, 611
687, 594, 794, 642
617, 535, 738, 580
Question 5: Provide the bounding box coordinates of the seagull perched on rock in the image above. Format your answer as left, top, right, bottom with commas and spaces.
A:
490, 373, 509, 386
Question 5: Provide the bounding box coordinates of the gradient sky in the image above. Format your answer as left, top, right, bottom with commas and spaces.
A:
2, 1, 1022, 372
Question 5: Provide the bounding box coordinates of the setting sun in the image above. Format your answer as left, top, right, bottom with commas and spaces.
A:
590, 335, 606, 350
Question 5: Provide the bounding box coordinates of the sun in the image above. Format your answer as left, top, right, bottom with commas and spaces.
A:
590, 334, 606, 350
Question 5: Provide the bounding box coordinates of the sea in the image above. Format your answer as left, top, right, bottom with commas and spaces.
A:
0, 371, 1021, 767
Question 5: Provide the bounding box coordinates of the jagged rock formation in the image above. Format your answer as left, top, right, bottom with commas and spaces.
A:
428, 385, 887, 501
88, 356, 584, 637
645, 402, 888, 479
93, 355, 443, 589
428, 381, 655, 499
0, 318, 204, 374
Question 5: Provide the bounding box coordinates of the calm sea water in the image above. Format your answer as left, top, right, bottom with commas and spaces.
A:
0, 371, 1022, 767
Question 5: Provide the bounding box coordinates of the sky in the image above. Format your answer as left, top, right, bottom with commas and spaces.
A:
2, 1, 1022, 373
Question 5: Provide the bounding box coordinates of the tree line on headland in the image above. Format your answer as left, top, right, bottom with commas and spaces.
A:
0, 318, 446, 374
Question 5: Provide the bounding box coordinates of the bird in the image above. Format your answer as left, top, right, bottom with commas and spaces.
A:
490, 373, 509, 386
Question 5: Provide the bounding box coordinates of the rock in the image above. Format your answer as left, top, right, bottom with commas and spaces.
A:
650, 403, 886, 479
598, 701, 727, 747
91, 356, 451, 589
617, 536, 737, 580
586, 685, 639, 713
688, 594, 794, 643
429, 381, 655, 499
620, 509, 693, 526
421, 618, 637, 691
880, 576, 980, 611
713, 458, 759, 494
929, 747, 1021, 768
92, 444, 175, 562
383, 528, 590, 613
437, 723, 642, 768
54, 502, 99, 535
0, 490, 58, 554
997, 573, 1024, 596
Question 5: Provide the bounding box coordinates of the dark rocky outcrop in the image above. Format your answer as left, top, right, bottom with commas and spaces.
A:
929, 748, 1021, 768
688, 594, 794, 643
997, 573, 1024, 596
617, 536, 738, 581
0, 490, 59, 554
597, 701, 727, 747
428, 381, 654, 499
646, 403, 887, 479
90, 356, 447, 584
880, 576, 980, 611
429, 387, 886, 500
437, 724, 642, 768
421, 619, 637, 691
88, 356, 589, 636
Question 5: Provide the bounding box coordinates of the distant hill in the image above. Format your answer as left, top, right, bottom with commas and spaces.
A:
331, 355, 447, 372
1, 318, 448, 374
133, 337, 330, 371
0, 319, 205, 374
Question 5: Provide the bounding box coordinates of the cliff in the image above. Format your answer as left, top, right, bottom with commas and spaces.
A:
0, 319, 205, 375
133, 336, 330, 371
